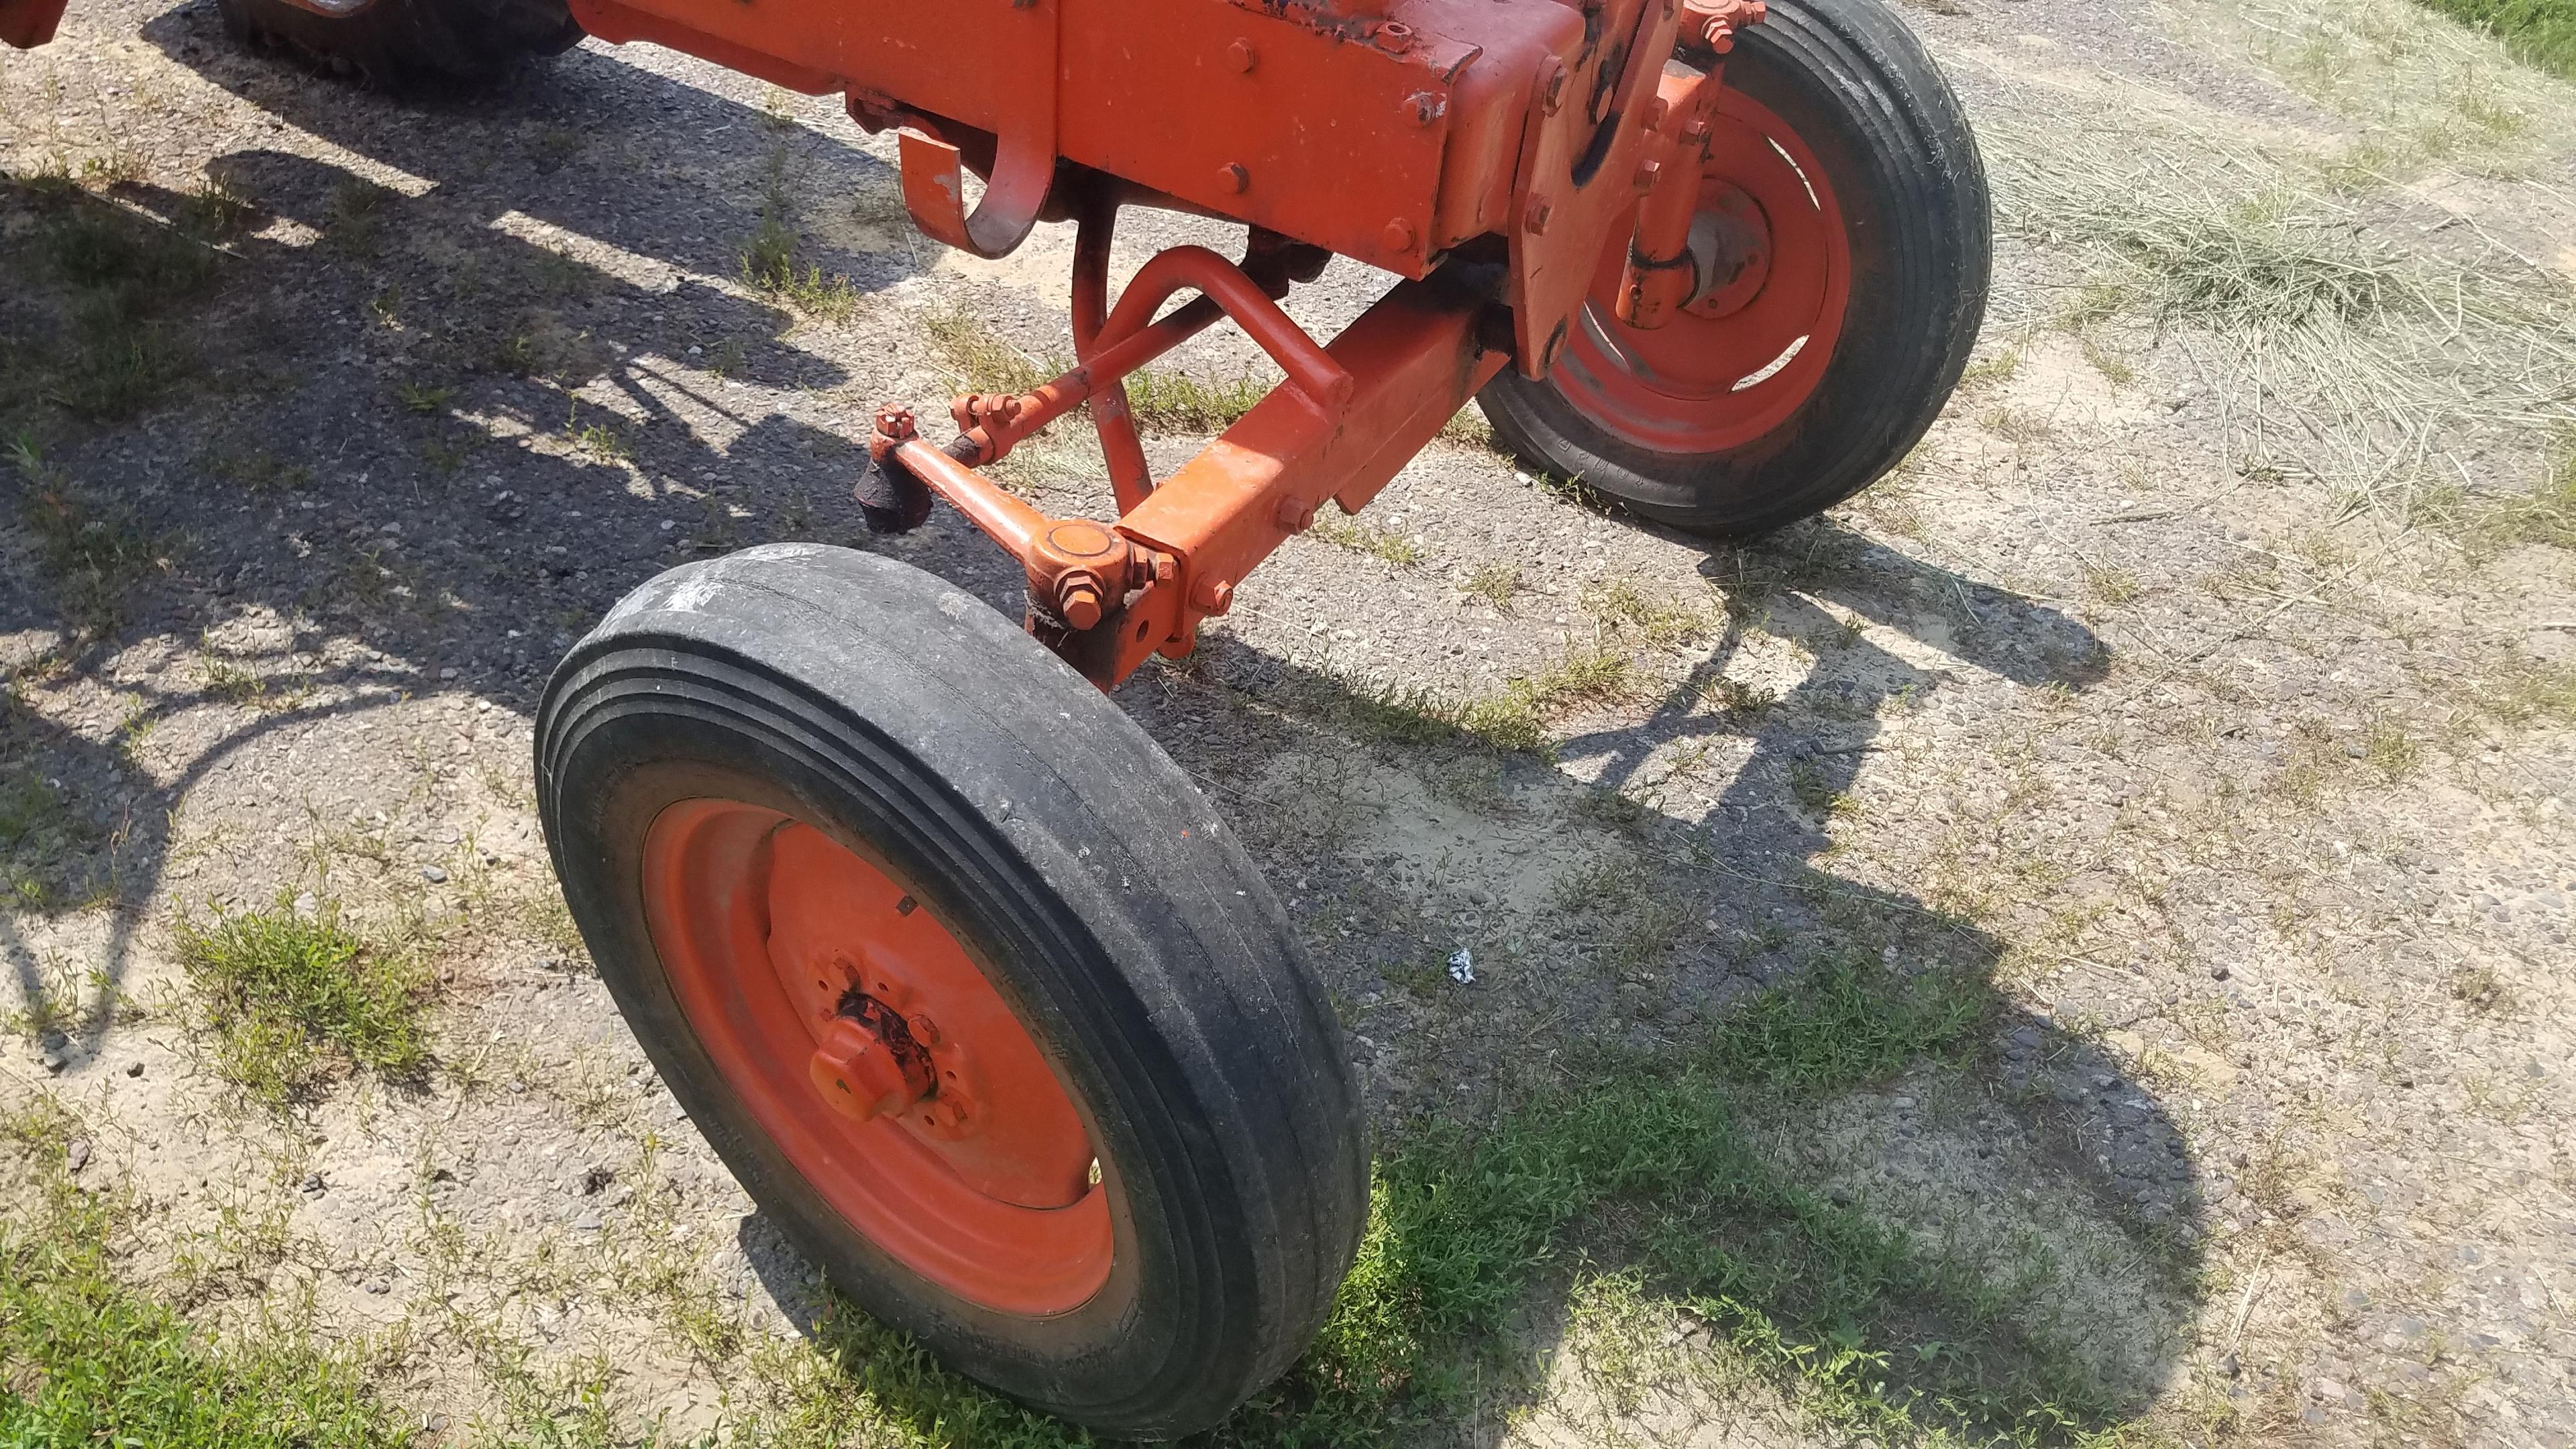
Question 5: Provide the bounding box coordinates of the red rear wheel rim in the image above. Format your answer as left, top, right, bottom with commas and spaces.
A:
1553, 88, 1853, 455
641, 798, 1112, 1316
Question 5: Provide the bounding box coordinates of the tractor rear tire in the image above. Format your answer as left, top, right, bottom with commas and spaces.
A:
1475, 0, 1989, 539
536, 544, 1368, 1440
217, 0, 582, 90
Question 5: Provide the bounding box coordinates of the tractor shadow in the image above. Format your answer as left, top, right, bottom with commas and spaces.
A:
140, 1, 917, 301
0, 18, 975, 1059
1108, 520, 2207, 1443
722, 522, 2211, 1444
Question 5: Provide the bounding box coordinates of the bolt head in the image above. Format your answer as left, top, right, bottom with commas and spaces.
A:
1523, 197, 1552, 235
1382, 218, 1417, 254
1057, 578, 1104, 630
1216, 162, 1248, 195
1226, 37, 1256, 72
1540, 63, 1566, 116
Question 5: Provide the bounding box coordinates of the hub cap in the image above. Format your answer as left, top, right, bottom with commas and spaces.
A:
1554, 89, 1852, 454
642, 799, 1112, 1316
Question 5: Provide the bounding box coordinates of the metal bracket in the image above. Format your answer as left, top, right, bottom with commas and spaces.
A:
898, 0, 1062, 258
1505, 0, 1690, 378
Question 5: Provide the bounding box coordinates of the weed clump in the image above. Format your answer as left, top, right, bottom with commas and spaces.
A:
0, 1134, 409, 1446
11, 434, 168, 637
174, 898, 433, 1110
1122, 369, 1265, 434
1309, 515, 1424, 569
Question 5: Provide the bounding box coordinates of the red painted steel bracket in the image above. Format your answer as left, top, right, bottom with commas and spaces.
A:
1505, 0, 1691, 378
897, 0, 1061, 258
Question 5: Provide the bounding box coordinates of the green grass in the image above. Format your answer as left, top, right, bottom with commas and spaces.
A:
1, 946, 2126, 1447
734, 952, 2137, 1447
1121, 368, 1265, 434
739, 141, 861, 323
11, 433, 168, 637
2409, 0, 2576, 76
1705, 951, 1986, 1092
1307, 515, 1424, 568
0, 1102, 412, 1448
1462, 560, 1520, 612
0, 181, 229, 423
1265, 955, 2092, 1447
921, 307, 1058, 396
0, 759, 105, 915
1309, 644, 1635, 756
172, 898, 433, 1111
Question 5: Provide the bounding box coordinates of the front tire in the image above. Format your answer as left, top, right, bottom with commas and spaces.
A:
1477, 0, 1990, 538
217, 0, 583, 89
536, 545, 1368, 1438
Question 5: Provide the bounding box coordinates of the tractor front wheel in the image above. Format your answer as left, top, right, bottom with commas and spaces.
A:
535, 545, 1368, 1439
1477, 0, 1990, 539
217, 0, 582, 89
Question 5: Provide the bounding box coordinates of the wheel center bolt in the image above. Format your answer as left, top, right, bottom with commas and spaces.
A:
809, 1017, 929, 1122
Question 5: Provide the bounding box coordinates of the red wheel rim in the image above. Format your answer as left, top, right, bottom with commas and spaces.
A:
1552, 89, 1853, 455
642, 799, 1112, 1316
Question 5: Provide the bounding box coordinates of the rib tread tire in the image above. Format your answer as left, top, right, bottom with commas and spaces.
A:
535, 544, 1367, 1440
1477, 0, 1989, 539
217, 0, 582, 90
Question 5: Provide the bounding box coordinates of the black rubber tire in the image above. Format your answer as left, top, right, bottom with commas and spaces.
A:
217, 0, 582, 90
1476, 0, 1989, 539
535, 545, 1368, 1440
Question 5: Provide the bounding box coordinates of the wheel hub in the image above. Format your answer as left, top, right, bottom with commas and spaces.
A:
643, 798, 1113, 1316
808, 995, 935, 1122
1681, 182, 1772, 320
1554, 88, 1851, 455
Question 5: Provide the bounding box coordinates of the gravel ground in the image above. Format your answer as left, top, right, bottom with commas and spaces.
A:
3, 0, 2573, 1442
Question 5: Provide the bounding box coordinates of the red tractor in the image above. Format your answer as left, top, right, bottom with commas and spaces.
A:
7, 0, 1986, 1434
